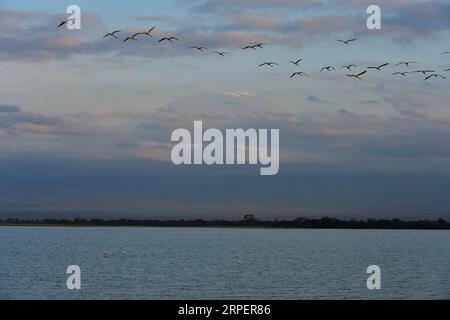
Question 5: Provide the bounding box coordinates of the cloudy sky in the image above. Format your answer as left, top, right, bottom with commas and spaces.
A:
1, 0, 450, 219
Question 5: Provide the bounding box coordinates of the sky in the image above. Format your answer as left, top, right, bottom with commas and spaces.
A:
1, 0, 450, 219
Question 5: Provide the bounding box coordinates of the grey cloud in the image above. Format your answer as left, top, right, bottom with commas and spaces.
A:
0, 105, 21, 113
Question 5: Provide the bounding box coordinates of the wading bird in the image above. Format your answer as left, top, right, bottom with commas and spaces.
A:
290, 72, 308, 78
346, 70, 367, 80
337, 38, 357, 45
103, 30, 121, 39
425, 74, 447, 80
259, 61, 279, 67
321, 66, 336, 72
367, 63, 389, 71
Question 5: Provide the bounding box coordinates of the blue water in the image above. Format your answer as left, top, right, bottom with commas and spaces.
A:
0, 227, 449, 299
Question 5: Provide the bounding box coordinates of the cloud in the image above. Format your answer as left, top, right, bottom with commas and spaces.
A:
0, 105, 88, 135
0, 104, 21, 113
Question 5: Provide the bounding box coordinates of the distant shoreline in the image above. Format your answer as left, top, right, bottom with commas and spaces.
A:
1, 217, 449, 230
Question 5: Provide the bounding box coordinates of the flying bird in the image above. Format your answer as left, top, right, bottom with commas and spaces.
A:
441, 52, 450, 55
396, 61, 417, 67
258, 61, 279, 67
367, 63, 389, 71
103, 30, 121, 39
253, 42, 265, 48
212, 51, 229, 56
243, 45, 257, 50
393, 72, 412, 77
425, 74, 447, 80
342, 64, 357, 71
413, 70, 435, 75
123, 35, 138, 42
57, 20, 68, 27
321, 66, 336, 72
190, 46, 209, 52
444, 69, 450, 72
290, 72, 308, 78
346, 70, 367, 80
337, 39, 357, 45
158, 36, 179, 43
142, 26, 156, 37
289, 59, 304, 66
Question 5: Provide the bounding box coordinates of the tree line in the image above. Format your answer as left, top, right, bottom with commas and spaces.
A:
1, 216, 449, 230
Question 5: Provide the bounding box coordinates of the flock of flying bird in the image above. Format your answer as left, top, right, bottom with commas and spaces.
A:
58, 21, 450, 82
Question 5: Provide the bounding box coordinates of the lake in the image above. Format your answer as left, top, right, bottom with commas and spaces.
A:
0, 227, 449, 299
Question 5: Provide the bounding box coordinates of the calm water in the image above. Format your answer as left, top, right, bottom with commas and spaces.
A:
0, 227, 449, 300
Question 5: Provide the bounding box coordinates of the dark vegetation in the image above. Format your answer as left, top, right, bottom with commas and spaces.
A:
1, 215, 449, 230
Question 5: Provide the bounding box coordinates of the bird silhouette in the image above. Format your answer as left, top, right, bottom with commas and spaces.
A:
190, 46, 209, 52
337, 39, 357, 45
142, 26, 156, 37
103, 30, 121, 39
289, 59, 304, 66
425, 74, 447, 80
393, 72, 412, 77
367, 63, 389, 71
413, 70, 435, 75
290, 72, 308, 78
346, 70, 367, 80
444, 69, 450, 72
259, 61, 279, 67
321, 66, 336, 72
441, 52, 450, 55
342, 64, 357, 71
57, 20, 68, 27
243, 45, 257, 50
396, 61, 417, 67
212, 51, 229, 56
123, 35, 138, 42
158, 36, 179, 43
